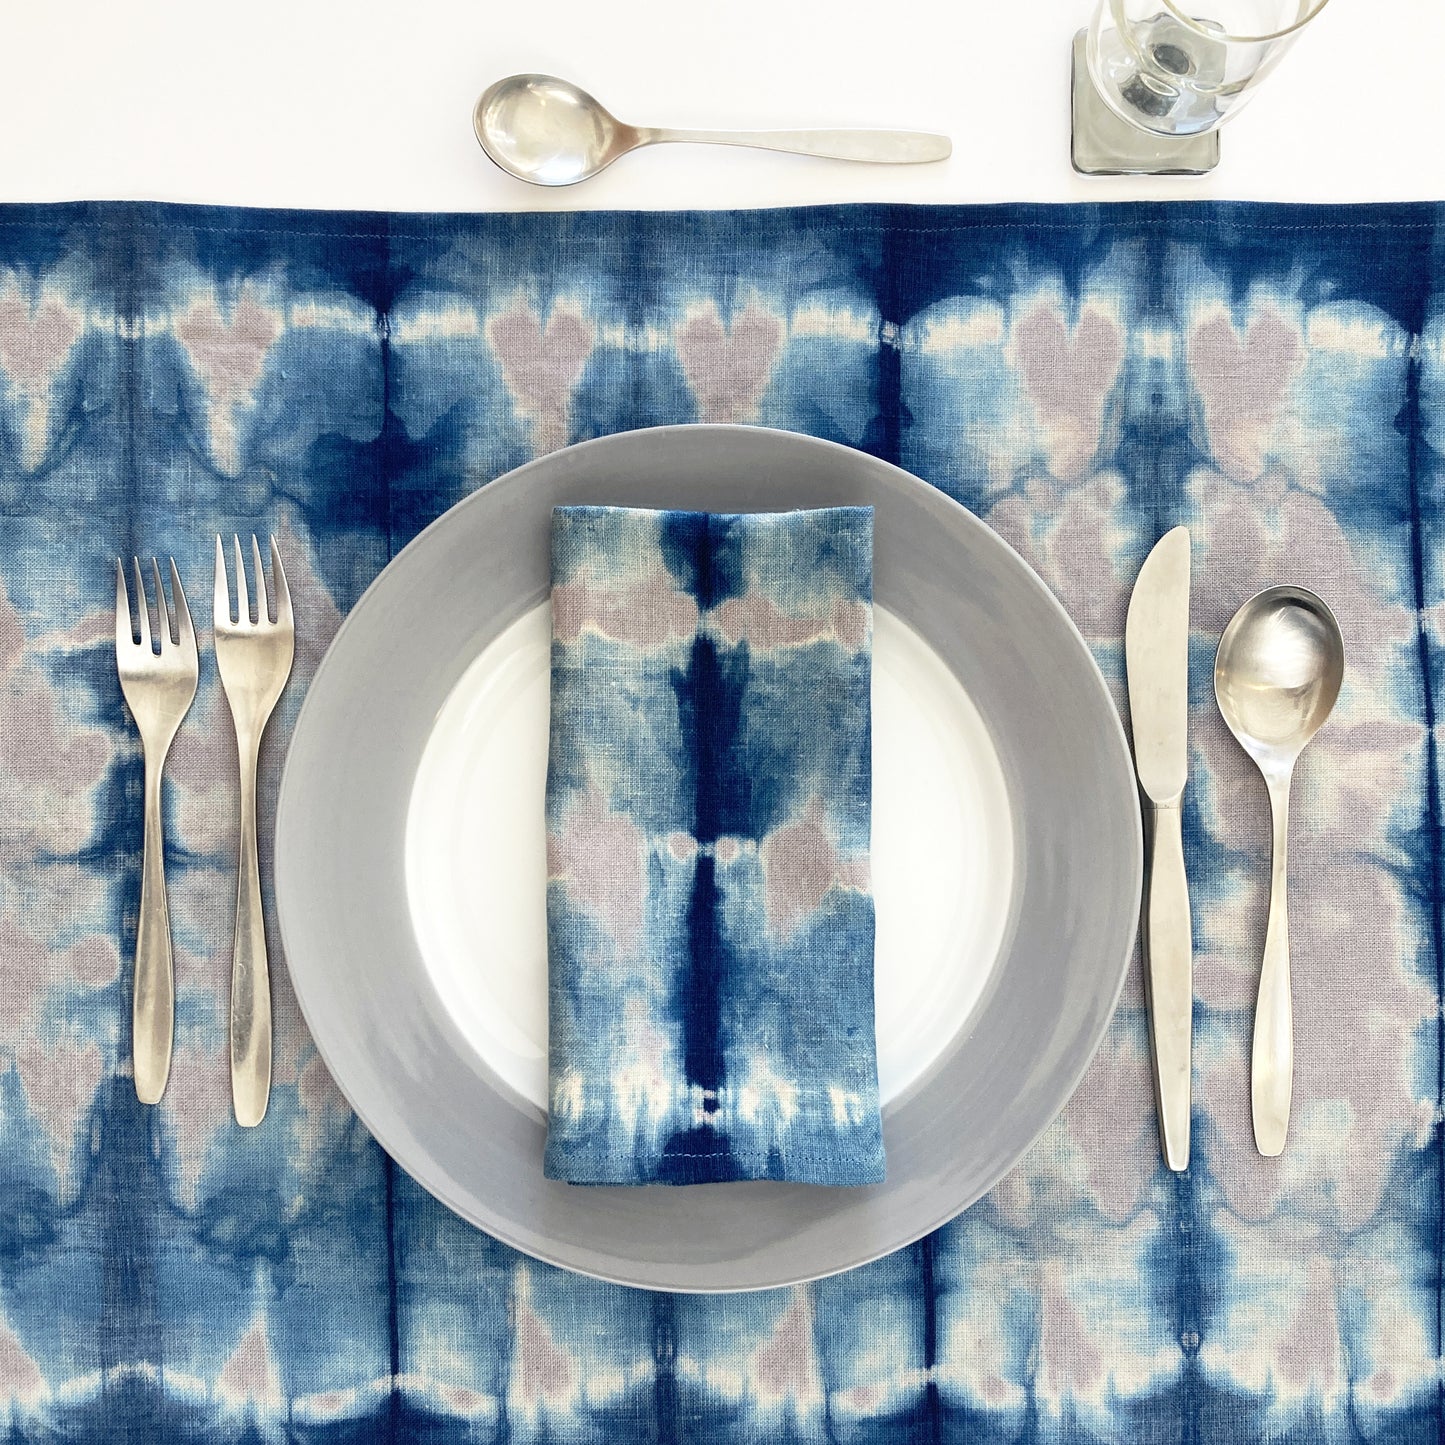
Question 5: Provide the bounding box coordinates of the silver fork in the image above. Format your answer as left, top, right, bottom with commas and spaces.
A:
115, 557, 198, 1105
214, 535, 294, 1127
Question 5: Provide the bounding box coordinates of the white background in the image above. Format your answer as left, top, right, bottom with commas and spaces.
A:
1, 0, 1442, 212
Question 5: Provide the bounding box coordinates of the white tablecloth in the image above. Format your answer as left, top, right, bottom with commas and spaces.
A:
1, 0, 1438, 212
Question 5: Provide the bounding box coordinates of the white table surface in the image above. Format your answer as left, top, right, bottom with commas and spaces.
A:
2, 0, 1440, 213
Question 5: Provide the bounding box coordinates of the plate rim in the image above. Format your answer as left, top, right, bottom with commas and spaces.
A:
276, 422, 1143, 1291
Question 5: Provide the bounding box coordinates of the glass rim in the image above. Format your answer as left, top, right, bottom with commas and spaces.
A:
1160, 0, 1330, 44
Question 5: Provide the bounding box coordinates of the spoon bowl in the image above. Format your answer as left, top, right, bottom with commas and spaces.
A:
1215, 587, 1344, 774
1214, 585, 1343, 1157
473, 74, 636, 186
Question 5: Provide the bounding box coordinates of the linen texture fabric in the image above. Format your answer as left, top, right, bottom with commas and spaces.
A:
0, 198, 1439, 1442
545, 504, 882, 1185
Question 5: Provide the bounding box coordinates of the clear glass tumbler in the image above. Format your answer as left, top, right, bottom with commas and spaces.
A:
1087, 0, 1330, 138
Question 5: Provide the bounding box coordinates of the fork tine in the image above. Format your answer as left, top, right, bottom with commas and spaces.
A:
233, 534, 249, 625
170, 558, 196, 657
115, 558, 132, 652
270, 536, 292, 629
250, 534, 269, 623
214, 534, 230, 626
131, 557, 151, 652
151, 558, 170, 649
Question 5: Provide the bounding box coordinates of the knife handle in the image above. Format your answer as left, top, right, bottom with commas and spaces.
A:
1144, 800, 1192, 1171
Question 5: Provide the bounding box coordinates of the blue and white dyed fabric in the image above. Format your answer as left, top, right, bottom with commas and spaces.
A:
0, 197, 1442, 1442
545, 504, 881, 1186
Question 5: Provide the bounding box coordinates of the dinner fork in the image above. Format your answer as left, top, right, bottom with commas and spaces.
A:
115, 557, 198, 1105
214, 535, 294, 1127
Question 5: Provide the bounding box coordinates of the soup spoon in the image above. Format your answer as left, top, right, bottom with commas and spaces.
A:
1214, 586, 1343, 1157
473, 74, 951, 186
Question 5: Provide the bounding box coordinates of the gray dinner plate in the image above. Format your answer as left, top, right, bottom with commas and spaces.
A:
275, 424, 1142, 1292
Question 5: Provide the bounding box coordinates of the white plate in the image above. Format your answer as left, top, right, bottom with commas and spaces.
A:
406, 603, 1014, 1112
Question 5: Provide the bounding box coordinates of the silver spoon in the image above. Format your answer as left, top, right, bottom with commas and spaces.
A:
1214, 587, 1343, 1157
473, 74, 951, 186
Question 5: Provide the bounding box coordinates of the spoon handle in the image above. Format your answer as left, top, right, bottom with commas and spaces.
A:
640, 127, 951, 165
1253, 775, 1293, 1156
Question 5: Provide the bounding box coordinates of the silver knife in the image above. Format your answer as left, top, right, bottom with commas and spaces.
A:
1125, 526, 1192, 1172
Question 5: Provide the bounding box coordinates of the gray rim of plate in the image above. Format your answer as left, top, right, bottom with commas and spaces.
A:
275, 424, 1144, 1293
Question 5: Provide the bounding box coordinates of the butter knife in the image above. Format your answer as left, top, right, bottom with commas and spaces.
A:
1125, 526, 1192, 1172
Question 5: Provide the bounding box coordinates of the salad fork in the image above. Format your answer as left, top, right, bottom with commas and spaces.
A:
115, 557, 198, 1104
214, 535, 294, 1127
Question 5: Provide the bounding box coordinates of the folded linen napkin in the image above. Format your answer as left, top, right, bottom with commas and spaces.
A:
544, 504, 884, 1185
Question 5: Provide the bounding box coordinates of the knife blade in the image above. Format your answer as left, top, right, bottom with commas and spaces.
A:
1125, 525, 1192, 1172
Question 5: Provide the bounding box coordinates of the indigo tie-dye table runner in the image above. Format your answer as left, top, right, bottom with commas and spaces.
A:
0, 199, 1438, 1442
